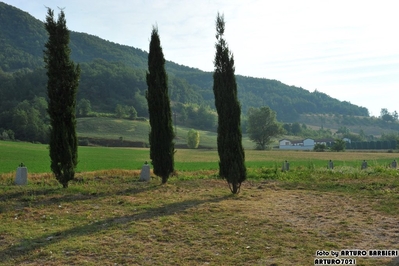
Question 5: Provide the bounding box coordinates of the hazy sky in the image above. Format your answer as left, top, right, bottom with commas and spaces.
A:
5, 0, 399, 116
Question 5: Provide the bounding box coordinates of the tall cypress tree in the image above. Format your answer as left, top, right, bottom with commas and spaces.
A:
213, 13, 246, 194
146, 26, 175, 184
44, 8, 80, 188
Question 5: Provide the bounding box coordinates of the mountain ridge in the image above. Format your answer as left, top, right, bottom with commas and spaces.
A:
0, 1, 369, 121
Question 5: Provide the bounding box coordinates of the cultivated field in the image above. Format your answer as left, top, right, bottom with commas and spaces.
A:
1, 141, 399, 265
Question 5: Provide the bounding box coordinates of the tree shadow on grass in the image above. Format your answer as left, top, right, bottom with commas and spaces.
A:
0, 188, 60, 202
0, 180, 160, 214
0, 194, 230, 263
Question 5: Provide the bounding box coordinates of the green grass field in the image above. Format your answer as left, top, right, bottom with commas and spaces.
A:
1, 140, 398, 174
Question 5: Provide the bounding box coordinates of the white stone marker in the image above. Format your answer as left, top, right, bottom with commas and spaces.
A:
139, 161, 150, 181
328, 160, 334, 169
282, 160, 289, 172
15, 164, 28, 185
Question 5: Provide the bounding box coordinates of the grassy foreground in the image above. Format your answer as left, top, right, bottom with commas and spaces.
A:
0, 173, 399, 265
1, 141, 399, 265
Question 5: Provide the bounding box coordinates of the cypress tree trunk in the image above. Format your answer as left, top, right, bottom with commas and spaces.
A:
44, 8, 80, 188
213, 13, 246, 194
146, 26, 175, 184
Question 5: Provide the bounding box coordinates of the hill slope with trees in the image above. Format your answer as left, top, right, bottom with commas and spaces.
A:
2, 2, 398, 145
0, 2, 368, 116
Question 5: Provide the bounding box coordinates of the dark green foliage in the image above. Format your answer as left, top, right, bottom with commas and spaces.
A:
282, 121, 334, 139
127, 106, 138, 120
291, 122, 302, 135
173, 103, 216, 130
187, 129, 200, 149
247, 107, 284, 150
114, 104, 137, 119
78, 59, 149, 115
336, 126, 350, 135
196, 105, 216, 130
44, 8, 80, 188
77, 98, 91, 116
313, 143, 327, 152
381, 132, 399, 145
330, 139, 346, 152
0, 3, 47, 71
213, 13, 246, 194
115, 104, 126, 118
0, 129, 14, 140
380, 108, 398, 122
146, 26, 175, 184
347, 138, 397, 150
10, 98, 49, 143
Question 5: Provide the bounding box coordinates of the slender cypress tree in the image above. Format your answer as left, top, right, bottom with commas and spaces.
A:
213, 13, 246, 194
44, 8, 80, 188
146, 26, 175, 184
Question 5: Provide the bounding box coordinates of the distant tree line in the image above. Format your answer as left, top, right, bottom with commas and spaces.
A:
282, 122, 333, 139
174, 103, 217, 131
2, 61, 384, 143
345, 140, 397, 150
0, 97, 49, 143
380, 108, 398, 123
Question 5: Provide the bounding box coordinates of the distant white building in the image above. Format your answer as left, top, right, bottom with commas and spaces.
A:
279, 138, 335, 150
343, 138, 351, 143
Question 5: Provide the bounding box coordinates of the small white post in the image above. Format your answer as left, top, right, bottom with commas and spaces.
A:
361, 160, 368, 170
139, 161, 150, 181
282, 160, 289, 172
328, 160, 334, 169
15, 163, 28, 185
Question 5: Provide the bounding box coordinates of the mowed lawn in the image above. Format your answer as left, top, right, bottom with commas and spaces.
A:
0, 141, 149, 174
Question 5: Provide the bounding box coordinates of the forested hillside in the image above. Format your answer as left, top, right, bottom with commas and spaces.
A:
0, 2, 368, 114
5, 2, 397, 144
